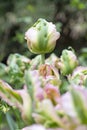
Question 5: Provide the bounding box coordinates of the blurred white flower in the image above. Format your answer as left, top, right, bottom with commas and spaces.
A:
22, 124, 46, 130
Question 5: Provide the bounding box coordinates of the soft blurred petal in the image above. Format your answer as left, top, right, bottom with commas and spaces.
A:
61, 92, 77, 118
37, 99, 65, 128
17, 86, 32, 124
44, 83, 60, 104
71, 87, 87, 124
0, 80, 32, 124
0, 80, 22, 108
75, 125, 87, 130
22, 124, 46, 130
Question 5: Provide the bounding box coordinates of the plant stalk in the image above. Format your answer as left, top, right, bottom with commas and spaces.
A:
41, 54, 45, 64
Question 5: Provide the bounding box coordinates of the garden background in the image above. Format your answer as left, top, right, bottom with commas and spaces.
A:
0, 0, 87, 130
0, 0, 87, 62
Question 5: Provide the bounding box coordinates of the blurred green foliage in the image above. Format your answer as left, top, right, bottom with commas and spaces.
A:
0, 0, 87, 61
53, 0, 87, 55
0, 0, 55, 61
79, 48, 87, 66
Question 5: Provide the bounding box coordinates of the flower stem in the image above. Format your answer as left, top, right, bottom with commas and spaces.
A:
41, 54, 45, 64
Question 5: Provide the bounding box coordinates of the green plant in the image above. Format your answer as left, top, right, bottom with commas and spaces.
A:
0, 18, 87, 130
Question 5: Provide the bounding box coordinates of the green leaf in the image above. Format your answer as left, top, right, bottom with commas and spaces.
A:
71, 88, 87, 124
6, 112, 18, 130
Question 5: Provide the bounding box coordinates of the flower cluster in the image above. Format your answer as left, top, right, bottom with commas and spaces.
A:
0, 19, 87, 130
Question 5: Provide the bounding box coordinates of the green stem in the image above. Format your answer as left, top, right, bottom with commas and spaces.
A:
41, 54, 45, 64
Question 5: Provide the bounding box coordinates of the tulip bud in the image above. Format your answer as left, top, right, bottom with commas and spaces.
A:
25, 18, 60, 54
45, 53, 59, 65
30, 55, 42, 70
39, 64, 53, 77
39, 64, 61, 87
69, 66, 87, 86
57, 49, 78, 75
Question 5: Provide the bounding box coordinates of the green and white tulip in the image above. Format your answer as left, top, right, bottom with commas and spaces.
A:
25, 18, 60, 54
57, 49, 78, 75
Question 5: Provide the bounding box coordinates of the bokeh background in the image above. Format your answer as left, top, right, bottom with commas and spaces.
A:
0, 1, 87, 130
0, 0, 87, 62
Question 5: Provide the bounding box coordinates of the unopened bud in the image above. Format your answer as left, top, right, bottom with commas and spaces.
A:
25, 18, 60, 54
58, 49, 78, 75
